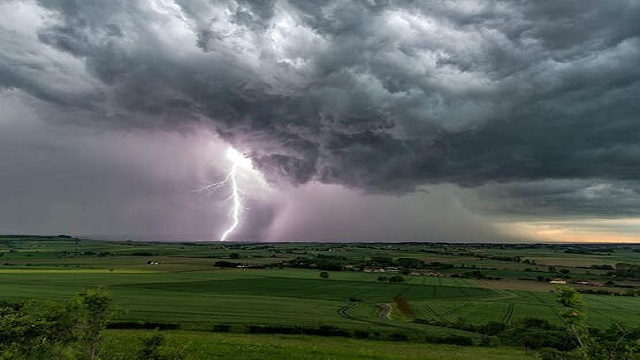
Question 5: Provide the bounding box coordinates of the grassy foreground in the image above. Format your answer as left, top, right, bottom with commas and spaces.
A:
102, 330, 534, 360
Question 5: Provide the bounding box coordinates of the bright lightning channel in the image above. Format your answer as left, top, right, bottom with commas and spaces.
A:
220, 156, 240, 242
199, 147, 252, 241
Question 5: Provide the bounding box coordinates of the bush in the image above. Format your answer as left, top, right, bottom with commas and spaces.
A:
312, 325, 350, 337
353, 330, 369, 339
212, 324, 232, 332
136, 333, 185, 360
0, 300, 78, 358
388, 333, 409, 341
137, 333, 165, 360
214, 261, 239, 268
499, 327, 577, 351
478, 321, 506, 336
479, 335, 500, 347
130, 252, 154, 256
396, 257, 424, 268
0, 288, 114, 360
245, 325, 350, 337
107, 321, 180, 330
320, 271, 329, 279
317, 260, 343, 271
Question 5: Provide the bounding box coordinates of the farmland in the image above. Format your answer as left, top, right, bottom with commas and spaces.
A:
1, 235, 640, 358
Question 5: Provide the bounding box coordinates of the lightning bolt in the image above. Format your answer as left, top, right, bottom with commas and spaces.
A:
219, 161, 240, 242
198, 147, 249, 242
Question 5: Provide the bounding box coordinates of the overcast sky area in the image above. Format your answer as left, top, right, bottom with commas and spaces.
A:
1, 0, 640, 242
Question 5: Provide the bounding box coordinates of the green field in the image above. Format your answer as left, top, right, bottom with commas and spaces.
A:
1, 268, 634, 331
1, 236, 640, 358
0, 270, 495, 336
101, 330, 535, 360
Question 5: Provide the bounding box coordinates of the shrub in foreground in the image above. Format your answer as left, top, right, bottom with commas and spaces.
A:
0, 288, 113, 360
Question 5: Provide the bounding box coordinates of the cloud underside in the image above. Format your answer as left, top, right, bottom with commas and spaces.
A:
2, 0, 640, 221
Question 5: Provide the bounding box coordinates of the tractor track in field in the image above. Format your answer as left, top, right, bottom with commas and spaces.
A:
527, 291, 555, 307
439, 278, 478, 318
579, 296, 623, 324
501, 304, 514, 324
527, 291, 564, 322
584, 294, 624, 310
423, 304, 451, 324
441, 299, 471, 318
336, 302, 400, 328
475, 282, 518, 301
587, 307, 617, 325
335, 280, 422, 327
441, 279, 474, 317
337, 302, 358, 320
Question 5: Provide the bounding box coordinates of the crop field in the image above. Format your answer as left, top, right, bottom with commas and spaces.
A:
1, 236, 640, 358
4, 266, 634, 331
0, 269, 498, 334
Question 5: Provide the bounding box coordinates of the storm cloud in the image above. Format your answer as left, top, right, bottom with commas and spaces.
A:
1, 0, 640, 240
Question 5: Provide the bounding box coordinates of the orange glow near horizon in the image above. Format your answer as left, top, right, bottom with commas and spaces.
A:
497, 218, 640, 243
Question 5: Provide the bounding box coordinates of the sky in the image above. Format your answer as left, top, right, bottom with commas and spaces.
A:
1, 0, 640, 243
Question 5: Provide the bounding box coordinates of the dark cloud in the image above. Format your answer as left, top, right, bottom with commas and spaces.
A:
2, 0, 640, 223
468, 180, 640, 219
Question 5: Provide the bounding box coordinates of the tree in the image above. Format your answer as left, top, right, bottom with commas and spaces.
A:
587, 324, 640, 359
74, 288, 114, 360
556, 286, 588, 353
554, 286, 640, 359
